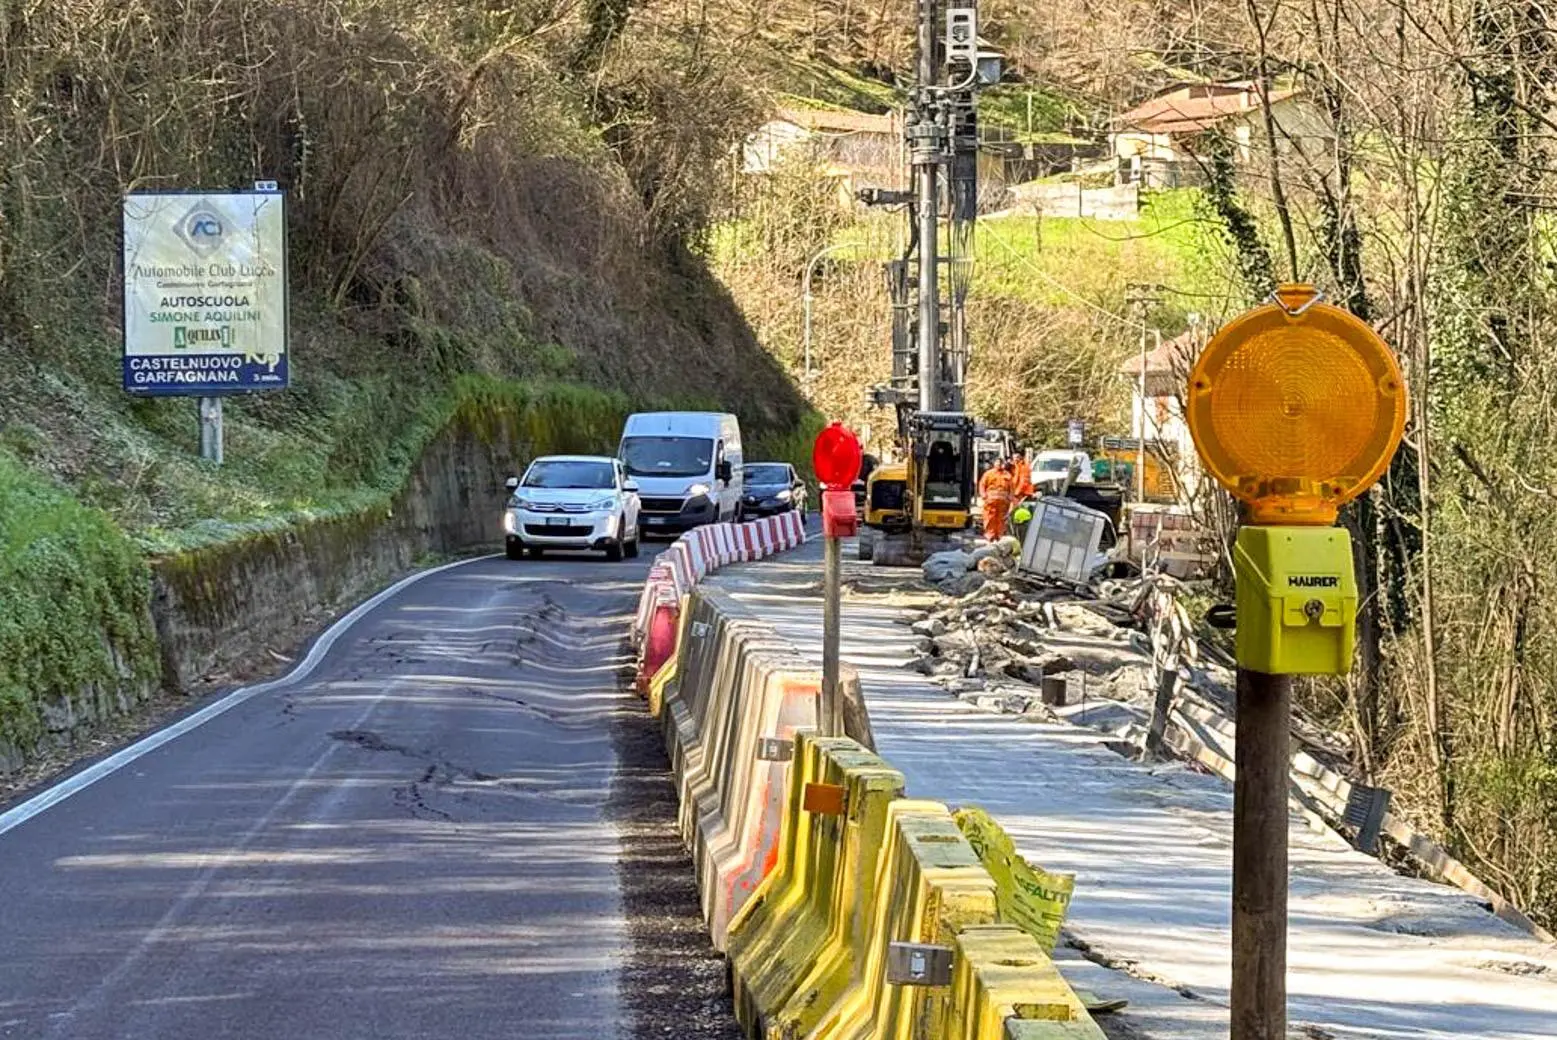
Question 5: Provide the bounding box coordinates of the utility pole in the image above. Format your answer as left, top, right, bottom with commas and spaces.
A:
804, 243, 860, 378
1125, 284, 1161, 502
912, 0, 942, 414
859, 3, 991, 417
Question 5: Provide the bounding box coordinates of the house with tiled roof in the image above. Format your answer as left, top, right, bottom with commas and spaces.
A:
740, 106, 905, 202
1109, 81, 1331, 188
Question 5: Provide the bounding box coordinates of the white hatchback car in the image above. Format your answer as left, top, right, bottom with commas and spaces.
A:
503, 455, 641, 561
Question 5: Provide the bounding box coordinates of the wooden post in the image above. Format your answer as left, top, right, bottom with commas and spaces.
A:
1144, 657, 1179, 757
1231, 667, 1291, 1040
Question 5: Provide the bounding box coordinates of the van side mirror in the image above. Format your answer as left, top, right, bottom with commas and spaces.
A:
718, 460, 733, 483
623, 481, 640, 494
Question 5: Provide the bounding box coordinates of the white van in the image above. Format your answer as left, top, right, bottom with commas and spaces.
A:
618, 412, 743, 533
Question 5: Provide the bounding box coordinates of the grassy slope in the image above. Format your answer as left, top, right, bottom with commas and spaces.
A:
967, 190, 1234, 440
975, 191, 1228, 309
0, 452, 160, 757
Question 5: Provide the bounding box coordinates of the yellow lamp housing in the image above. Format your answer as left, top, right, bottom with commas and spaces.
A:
1234, 526, 1357, 675
1186, 285, 1407, 526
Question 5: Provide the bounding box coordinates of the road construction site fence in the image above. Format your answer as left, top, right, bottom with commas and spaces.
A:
632, 512, 806, 691
634, 570, 1107, 1039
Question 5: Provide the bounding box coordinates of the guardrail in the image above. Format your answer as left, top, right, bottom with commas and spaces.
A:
1157, 697, 1557, 944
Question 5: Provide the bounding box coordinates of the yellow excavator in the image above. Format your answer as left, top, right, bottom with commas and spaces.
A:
859, 404, 976, 563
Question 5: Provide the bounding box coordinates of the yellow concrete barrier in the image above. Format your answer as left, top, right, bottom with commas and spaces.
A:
645, 596, 690, 719
647, 654, 675, 719
726, 733, 904, 1038
830, 803, 998, 1040
661, 586, 822, 949
726, 733, 833, 1031
946, 926, 1106, 1040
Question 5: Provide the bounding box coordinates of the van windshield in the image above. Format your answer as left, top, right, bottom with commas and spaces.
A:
621, 437, 714, 478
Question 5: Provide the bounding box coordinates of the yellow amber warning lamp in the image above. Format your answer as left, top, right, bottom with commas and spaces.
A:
1186, 285, 1407, 675
1186, 284, 1406, 526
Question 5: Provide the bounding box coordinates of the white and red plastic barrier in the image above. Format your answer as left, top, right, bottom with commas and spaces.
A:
633, 512, 807, 691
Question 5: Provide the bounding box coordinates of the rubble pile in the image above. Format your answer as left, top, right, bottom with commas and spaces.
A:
901, 563, 1363, 774
902, 561, 1243, 736
903, 577, 1131, 708
920, 536, 1025, 597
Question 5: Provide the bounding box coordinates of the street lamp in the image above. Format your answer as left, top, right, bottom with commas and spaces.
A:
802, 243, 865, 377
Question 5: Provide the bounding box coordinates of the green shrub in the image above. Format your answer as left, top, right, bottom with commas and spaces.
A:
0, 453, 159, 756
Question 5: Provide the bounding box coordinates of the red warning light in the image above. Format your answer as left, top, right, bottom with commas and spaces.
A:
812, 422, 863, 490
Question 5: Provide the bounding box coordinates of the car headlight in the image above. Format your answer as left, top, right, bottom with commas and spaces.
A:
588, 496, 617, 510
502, 511, 519, 535
510, 496, 533, 510
687, 483, 711, 498
776, 489, 792, 501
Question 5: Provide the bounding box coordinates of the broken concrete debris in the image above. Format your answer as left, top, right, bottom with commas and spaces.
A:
903, 561, 1244, 749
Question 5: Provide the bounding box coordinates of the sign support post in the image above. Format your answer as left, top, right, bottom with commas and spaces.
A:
198, 396, 224, 465
822, 532, 842, 736
813, 422, 864, 738
1185, 284, 1407, 1040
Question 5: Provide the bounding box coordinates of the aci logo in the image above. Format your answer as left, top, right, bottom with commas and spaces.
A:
173, 199, 228, 257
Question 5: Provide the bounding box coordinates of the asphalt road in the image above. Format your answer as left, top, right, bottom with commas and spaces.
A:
0, 553, 738, 1040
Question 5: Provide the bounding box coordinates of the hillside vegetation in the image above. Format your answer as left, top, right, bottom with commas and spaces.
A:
0, 1, 809, 545
0, 0, 819, 766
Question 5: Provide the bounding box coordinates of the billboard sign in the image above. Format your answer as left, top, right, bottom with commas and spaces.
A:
122, 191, 288, 396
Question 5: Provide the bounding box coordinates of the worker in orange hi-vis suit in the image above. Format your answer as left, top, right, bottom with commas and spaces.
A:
1010, 452, 1034, 499
978, 460, 1015, 541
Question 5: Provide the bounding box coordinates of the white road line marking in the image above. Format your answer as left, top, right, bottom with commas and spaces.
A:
0, 553, 502, 839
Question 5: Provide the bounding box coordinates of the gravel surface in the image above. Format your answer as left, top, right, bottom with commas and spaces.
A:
609, 707, 743, 1040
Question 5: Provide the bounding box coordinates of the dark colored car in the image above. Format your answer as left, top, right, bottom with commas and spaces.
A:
742, 463, 807, 517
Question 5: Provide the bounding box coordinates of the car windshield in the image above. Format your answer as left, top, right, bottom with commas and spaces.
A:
523, 460, 615, 490
746, 464, 789, 484
1038, 458, 1071, 472
621, 436, 714, 478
